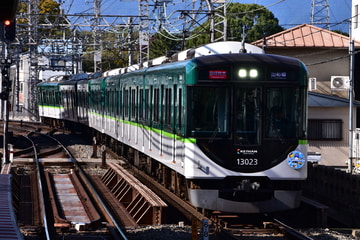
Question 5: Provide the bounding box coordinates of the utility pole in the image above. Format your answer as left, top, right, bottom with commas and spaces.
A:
310, 0, 330, 30
213, 0, 227, 42
93, 0, 102, 72
138, 0, 149, 64
1, 57, 11, 165
28, 0, 40, 121
349, 39, 355, 174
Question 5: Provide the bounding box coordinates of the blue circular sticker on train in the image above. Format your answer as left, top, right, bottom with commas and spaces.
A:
287, 151, 305, 169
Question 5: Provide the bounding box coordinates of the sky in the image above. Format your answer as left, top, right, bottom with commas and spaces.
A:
240, 0, 351, 33
61, 0, 352, 33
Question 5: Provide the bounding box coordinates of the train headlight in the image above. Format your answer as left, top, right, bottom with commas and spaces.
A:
238, 69, 247, 78
238, 69, 258, 79
287, 151, 305, 169
249, 69, 258, 78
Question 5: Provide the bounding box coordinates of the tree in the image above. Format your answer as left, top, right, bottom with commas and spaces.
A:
18, 0, 63, 29
79, 29, 130, 72
226, 3, 284, 43
149, 31, 182, 59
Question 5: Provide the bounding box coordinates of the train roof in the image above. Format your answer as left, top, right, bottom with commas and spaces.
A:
58, 80, 78, 86
171, 41, 264, 62
192, 53, 305, 69
100, 41, 265, 76
37, 81, 60, 87
70, 73, 89, 81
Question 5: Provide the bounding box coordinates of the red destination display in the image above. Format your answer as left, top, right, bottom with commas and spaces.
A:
209, 70, 227, 79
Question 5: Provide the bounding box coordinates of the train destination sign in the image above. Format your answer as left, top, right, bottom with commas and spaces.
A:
208, 70, 227, 79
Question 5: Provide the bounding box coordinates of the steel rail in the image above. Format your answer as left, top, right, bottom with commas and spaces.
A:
273, 218, 314, 240
23, 135, 51, 240
49, 134, 129, 240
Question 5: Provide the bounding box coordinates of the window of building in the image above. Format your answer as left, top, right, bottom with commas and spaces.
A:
308, 119, 342, 140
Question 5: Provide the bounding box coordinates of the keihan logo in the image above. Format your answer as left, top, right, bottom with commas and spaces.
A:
236, 149, 258, 155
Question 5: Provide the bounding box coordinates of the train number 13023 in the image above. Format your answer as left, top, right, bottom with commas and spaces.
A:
236, 158, 258, 166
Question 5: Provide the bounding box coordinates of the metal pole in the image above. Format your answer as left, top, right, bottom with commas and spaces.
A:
3, 98, 8, 165
2, 46, 9, 166
349, 39, 355, 174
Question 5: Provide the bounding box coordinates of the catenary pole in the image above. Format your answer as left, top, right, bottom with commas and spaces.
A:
349, 39, 354, 174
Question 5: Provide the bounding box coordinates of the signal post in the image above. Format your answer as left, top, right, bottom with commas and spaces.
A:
0, 0, 18, 168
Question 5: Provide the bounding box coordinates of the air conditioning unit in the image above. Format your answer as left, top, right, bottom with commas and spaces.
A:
309, 77, 317, 91
331, 76, 350, 90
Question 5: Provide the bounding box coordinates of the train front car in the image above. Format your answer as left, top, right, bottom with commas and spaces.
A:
185, 54, 308, 213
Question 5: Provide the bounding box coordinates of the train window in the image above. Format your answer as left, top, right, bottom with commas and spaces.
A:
104, 90, 109, 113
139, 89, 144, 120
53, 91, 61, 106
71, 91, 75, 116
165, 88, 172, 126
94, 90, 99, 113
39, 91, 42, 105
145, 88, 150, 122
235, 88, 260, 145
178, 88, 182, 130
266, 88, 301, 138
189, 87, 229, 136
45, 92, 49, 105
97, 89, 102, 112
109, 90, 113, 116
118, 90, 122, 118
131, 89, 136, 120
55, 91, 59, 106
175, 86, 183, 136
124, 89, 129, 118
153, 88, 160, 123
106, 90, 110, 114
111, 89, 116, 116
40, 92, 45, 105
112, 89, 118, 116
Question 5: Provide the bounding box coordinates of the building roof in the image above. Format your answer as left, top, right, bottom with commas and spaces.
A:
252, 24, 360, 48
309, 92, 360, 107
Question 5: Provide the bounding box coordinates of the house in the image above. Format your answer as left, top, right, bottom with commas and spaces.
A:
253, 24, 360, 166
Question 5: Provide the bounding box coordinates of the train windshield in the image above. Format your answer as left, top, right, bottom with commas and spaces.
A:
189, 87, 229, 136
235, 88, 260, 145
266, 88, 304, 139
188, 86, 306, 141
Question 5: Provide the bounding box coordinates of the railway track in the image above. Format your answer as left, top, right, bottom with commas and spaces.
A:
5, 121, 128, 239
212, 213, 314, 240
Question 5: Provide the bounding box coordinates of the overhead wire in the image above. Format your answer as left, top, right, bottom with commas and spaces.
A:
64, 0, 75, 15
152, 0, 234, 42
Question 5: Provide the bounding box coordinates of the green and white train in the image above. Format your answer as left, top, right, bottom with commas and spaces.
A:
37, 41, 308, 213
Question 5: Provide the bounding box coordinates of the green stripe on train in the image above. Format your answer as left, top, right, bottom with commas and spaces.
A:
89, 111, 196, 144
